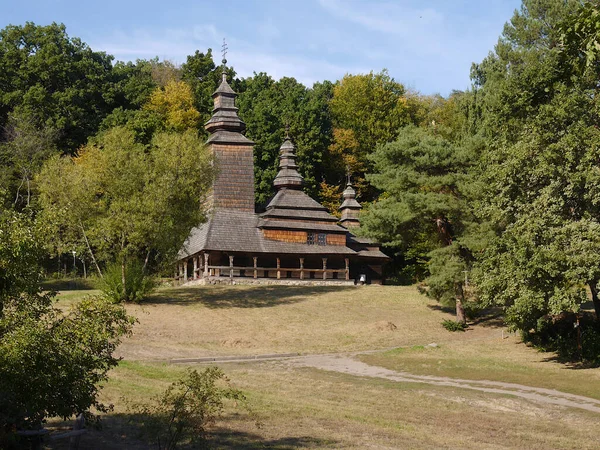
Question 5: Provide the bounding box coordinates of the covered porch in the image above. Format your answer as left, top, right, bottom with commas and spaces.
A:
175, 251, 353, 285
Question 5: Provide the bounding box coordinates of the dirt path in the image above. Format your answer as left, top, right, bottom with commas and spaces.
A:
289, 354, 600, 414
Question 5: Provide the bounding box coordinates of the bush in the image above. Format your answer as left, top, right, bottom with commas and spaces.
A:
132, 367, 249, 449
0, 211, 135, 445
529, 313, 600, 364
98, 260, 156, 303
442, 319, 467, 332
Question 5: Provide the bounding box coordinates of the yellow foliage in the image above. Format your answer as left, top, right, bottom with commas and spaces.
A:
319, 181, 343, 217
145, 80, 201, 131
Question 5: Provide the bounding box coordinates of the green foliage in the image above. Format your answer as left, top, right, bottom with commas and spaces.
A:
441, 319, 467, 332
530, 314, 600, 364
132, 367, 248, 449
328, 70, 411, 201
470, 0, 600, 334
37, 127, 214, 272
0, 211, 134, 440
0, 112, 58, 209
98, 260, 156, 303
237, 73, 333, 206
0, 22, 118, 153
362, 126, 477, 285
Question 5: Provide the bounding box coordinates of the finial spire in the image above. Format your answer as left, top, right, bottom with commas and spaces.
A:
221, 38, 228, 66
284, 123, 290, 140
221, 38, 228, 82
346, 165, 352, 185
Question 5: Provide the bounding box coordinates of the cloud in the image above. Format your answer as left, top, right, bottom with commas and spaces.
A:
318, 0, 444, 37
91, 24, 369, 87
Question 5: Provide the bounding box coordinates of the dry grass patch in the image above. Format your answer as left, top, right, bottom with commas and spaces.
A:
359, 337, 600, 400
81, 284, 500, 360
50, 360, 600, 449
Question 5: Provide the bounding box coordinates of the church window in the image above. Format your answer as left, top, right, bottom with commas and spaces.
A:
307, 232, 315, 245
317, 233, 326, 246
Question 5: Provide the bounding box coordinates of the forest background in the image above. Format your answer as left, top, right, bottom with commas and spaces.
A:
3, 0, 600, 344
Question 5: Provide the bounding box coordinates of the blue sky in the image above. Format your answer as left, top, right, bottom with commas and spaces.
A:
2, 0, 522, 95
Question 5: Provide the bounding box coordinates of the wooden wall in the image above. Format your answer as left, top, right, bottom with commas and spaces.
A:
211, 143, 255, 211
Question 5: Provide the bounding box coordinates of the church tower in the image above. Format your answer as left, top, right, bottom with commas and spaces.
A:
339, 174, 361, 228
204, 54, 255, 212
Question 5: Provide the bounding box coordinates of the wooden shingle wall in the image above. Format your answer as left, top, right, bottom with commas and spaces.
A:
262, 229, 307, 243
212, 143, 255, 211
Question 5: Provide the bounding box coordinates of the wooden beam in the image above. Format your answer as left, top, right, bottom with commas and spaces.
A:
183, 259, 188, 282
322, 258, 327, 280
277, 257, 281, 279
345, 258, 350, 281
204, 253, 209, 277
253, 256, 258, 279
300, 258, 304, 280
229, 255, 234, 282
193, 256, 198, 280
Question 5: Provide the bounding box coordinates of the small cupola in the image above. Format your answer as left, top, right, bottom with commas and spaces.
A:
273, 129, 304, 190
339, 172, 361, 228
204, 52, 246, 135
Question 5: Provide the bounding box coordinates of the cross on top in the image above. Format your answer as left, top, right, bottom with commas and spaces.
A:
346, 165, 352, 185
221, 38, 228, 65
284, 123, 290, 140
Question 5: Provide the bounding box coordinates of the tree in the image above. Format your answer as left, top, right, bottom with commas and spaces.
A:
469, 0, 600, 335
0, 211, 134, 440
361, 125, 477, 322
0, 22, 118, 153
144, 80, 201, 131
37, 127, 214, 290
237, 74, 333, 206
0, 112, 58, 209
327, 70, 411, 201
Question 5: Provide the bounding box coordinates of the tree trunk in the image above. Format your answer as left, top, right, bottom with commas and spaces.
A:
121, 259, 127, 302
435, 217, 453, 246
456, 283, 466, 324
79, 220, 102, 278
589, 282, 600, 321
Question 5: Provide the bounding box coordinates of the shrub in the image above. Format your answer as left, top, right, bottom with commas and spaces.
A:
442, 319, 467, 332
0, 211, 135, 446
132, 367, 249, 449
529, 313, 600, 364
98, 260, 156, 303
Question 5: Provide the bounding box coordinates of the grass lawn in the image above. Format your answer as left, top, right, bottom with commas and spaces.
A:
51, 360, 600, 449
47, 284, 600, 449
92, 285, 506, 360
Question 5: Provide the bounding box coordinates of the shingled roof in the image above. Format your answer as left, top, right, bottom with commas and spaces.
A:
179, 209, 357, 258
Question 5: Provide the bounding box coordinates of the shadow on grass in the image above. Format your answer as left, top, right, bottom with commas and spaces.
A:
207, 428, 338, 449
42, 278, 96, 291
46, 414, 338, 449
427, 304, 505, 328
426, 304, 455, 315
145, 285, 354, 309
541, 354, 600, 370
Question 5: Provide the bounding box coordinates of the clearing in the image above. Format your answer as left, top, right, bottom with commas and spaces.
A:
49, 284, 600, 449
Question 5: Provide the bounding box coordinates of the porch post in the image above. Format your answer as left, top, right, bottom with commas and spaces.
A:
277, 257, 281, 280
229, 255, 234, 282
345, 258, 350, 281
204, 253, 209, 277
183, 259, 188, 281
322, 257, 327, 280
300, 258, 304, 280
193, 256, 198, 280
253, 257, 258, 279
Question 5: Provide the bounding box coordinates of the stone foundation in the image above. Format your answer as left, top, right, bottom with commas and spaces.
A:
182, 277, 356, 287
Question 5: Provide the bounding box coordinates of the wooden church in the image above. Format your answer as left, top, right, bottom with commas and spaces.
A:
176, 63, 388, 285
